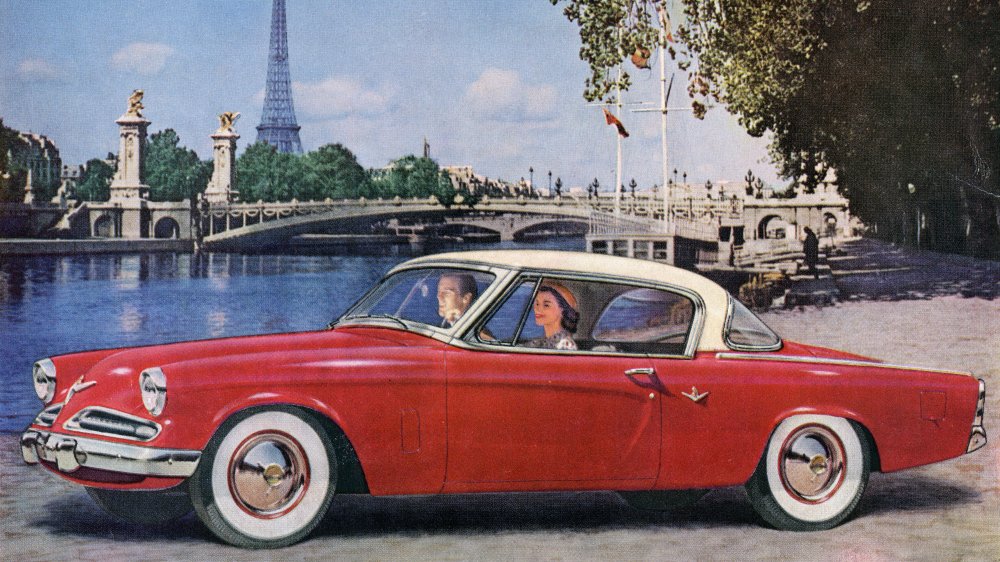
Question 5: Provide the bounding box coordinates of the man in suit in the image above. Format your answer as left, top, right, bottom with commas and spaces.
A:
437, 273, 478, 328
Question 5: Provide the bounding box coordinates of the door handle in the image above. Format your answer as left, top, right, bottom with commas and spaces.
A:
624, 367, 656, 377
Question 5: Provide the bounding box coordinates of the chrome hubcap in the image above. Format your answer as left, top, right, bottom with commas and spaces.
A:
230, 433, 308, 517
780, 426, 845, 502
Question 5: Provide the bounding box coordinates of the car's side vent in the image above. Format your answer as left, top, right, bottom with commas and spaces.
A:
33, 402, 64, 427
64, 407, 161, 441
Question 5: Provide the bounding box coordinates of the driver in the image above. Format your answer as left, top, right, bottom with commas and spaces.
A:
437, 273, 478, 328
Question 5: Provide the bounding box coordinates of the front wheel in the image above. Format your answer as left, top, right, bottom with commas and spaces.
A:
189, 407, 337, 548
745, 415, 871, 531
86, 485, 193, 524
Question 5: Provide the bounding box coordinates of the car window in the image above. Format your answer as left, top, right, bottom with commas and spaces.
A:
478, 279, 539, 344
726, 298, 781, 350
342, 268, 495, 329
592, 287, 695, 355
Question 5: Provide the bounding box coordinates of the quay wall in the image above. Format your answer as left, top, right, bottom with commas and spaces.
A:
0, 239, 193, 255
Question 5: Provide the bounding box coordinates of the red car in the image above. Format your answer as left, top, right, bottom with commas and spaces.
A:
22, 250, 987, 548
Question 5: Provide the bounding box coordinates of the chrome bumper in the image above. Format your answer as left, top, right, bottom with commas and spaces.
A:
967, 378, 987, 454
21, 429, 201, 478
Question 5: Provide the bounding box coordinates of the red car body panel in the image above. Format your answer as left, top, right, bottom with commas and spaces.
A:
30, 326, 980, 495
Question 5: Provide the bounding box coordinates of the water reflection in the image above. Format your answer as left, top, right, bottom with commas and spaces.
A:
119, 303, 146, 334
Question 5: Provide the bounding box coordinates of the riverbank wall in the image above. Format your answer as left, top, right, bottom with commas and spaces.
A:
0, 238, 193, 255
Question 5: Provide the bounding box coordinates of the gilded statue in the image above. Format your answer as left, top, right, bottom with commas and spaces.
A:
126, 89, 144, 117
217, 111, 241, 133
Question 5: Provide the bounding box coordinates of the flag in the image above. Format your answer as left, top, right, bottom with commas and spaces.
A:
603, 108, 629, 138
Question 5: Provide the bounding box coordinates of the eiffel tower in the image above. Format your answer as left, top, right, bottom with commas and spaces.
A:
256, 0, 303, 153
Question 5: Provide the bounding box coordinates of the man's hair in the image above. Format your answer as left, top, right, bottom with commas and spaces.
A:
441, 272, 478, 300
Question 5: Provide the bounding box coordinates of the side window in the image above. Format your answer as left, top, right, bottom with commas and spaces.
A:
478, 280, 538, 344
592, 287, 695, 355
726, 298, 781, 350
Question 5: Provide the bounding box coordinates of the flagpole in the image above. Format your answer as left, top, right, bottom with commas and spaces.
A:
615, 31, 623, 217
659, 10, 671, 229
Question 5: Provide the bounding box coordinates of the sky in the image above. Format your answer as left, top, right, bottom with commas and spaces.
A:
0, 0, 782, 192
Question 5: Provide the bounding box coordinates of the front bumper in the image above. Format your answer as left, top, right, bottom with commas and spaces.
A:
967, 378, 988, 454
21, 429, 201, 478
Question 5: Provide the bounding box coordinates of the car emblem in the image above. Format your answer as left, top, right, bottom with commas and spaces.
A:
682, 387, 709, 403
64, 375, 97, 406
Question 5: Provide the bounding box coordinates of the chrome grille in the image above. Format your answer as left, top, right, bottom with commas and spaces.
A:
33, 402, 64, 427
64, 407, 161, 441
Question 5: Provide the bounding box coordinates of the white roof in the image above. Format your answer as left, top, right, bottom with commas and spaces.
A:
401, 250, 732, 351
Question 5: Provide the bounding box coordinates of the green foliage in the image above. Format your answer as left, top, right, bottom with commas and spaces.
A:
371, 155, 457, 204
302, 143, 372, 200
145, 129, 211, 202
551, 0, 667, 102
236, 142, 307, 202
0, 118, 28, 202
76, 159, 114, 202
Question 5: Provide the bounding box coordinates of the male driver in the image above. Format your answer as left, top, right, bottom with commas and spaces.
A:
437, 273, 478, 328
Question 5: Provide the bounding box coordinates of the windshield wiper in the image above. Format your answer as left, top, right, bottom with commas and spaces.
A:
329, 314, 410, 331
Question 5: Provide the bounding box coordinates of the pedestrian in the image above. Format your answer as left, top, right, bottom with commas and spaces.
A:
803, 227, 819, 279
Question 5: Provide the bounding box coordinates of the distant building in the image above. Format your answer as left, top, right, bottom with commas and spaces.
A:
61, 163, 83, 182
7, 131, 62, 197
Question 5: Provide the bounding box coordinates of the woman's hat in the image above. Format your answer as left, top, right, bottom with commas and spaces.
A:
541, 281, 577, 310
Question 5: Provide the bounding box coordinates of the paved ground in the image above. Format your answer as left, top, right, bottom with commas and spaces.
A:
2, 240, 999, 560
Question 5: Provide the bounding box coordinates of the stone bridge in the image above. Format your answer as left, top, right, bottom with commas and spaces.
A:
200, 196, 598, 251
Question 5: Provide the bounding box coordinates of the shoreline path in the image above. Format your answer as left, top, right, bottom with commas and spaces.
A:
2, 239, 998, 560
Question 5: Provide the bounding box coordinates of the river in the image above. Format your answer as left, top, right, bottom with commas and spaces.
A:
0, 239, 583, 432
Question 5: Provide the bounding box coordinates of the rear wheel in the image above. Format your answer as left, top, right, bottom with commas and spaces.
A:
86, 485, 193, 524
189, 407, 337, 548
746, 415, 870, 531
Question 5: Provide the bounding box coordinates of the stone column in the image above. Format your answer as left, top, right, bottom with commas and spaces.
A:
22, 168, 36, 204
108, 114, 150, 238
109, 114, 151, 201
204, 130, 240, 204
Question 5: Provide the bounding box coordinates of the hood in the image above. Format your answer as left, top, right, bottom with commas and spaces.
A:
83, 326, 422, 381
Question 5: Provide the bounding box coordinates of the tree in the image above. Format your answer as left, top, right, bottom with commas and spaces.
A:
554, 0, 1000, 257
0, 119, 28, 202
372, 155, 456, 203
145, 129, 212, 202
555, 177, 563, 197
302, 143, 371, 200
236, 142, 307, 202
76, 158, 115, 202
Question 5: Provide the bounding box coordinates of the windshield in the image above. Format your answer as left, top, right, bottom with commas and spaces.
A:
338, 268, 496, 330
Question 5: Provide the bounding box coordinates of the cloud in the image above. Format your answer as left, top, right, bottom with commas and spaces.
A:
17, 58, 61, 81
462, 69, 557, 122
292, 76, 391, 119
111, 42, 175, 75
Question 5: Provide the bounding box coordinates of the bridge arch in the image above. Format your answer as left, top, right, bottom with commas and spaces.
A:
757, 214, 792, 240
93, 214, 114, 237
153, 217, 181, 239
511, 219, 589, 240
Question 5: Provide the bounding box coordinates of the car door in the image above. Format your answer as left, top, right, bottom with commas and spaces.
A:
443, 277, 662, 490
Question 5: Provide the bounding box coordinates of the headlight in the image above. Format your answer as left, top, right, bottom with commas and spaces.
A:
139, 367, 167, 416
33, 359, 57, 404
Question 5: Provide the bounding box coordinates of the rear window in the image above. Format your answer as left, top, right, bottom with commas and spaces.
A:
726, 298, 781, 350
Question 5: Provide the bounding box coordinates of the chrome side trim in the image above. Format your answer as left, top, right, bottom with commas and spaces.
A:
63, 406, 162, 442
21, 429, 200, 477
715, 352, 974, 376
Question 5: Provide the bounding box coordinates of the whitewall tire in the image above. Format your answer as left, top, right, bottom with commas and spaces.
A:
746, 414, 871, 531
190, 407, 337, 548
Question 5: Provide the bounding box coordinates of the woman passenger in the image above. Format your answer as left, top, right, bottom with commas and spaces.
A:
524, 282, 579, 350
